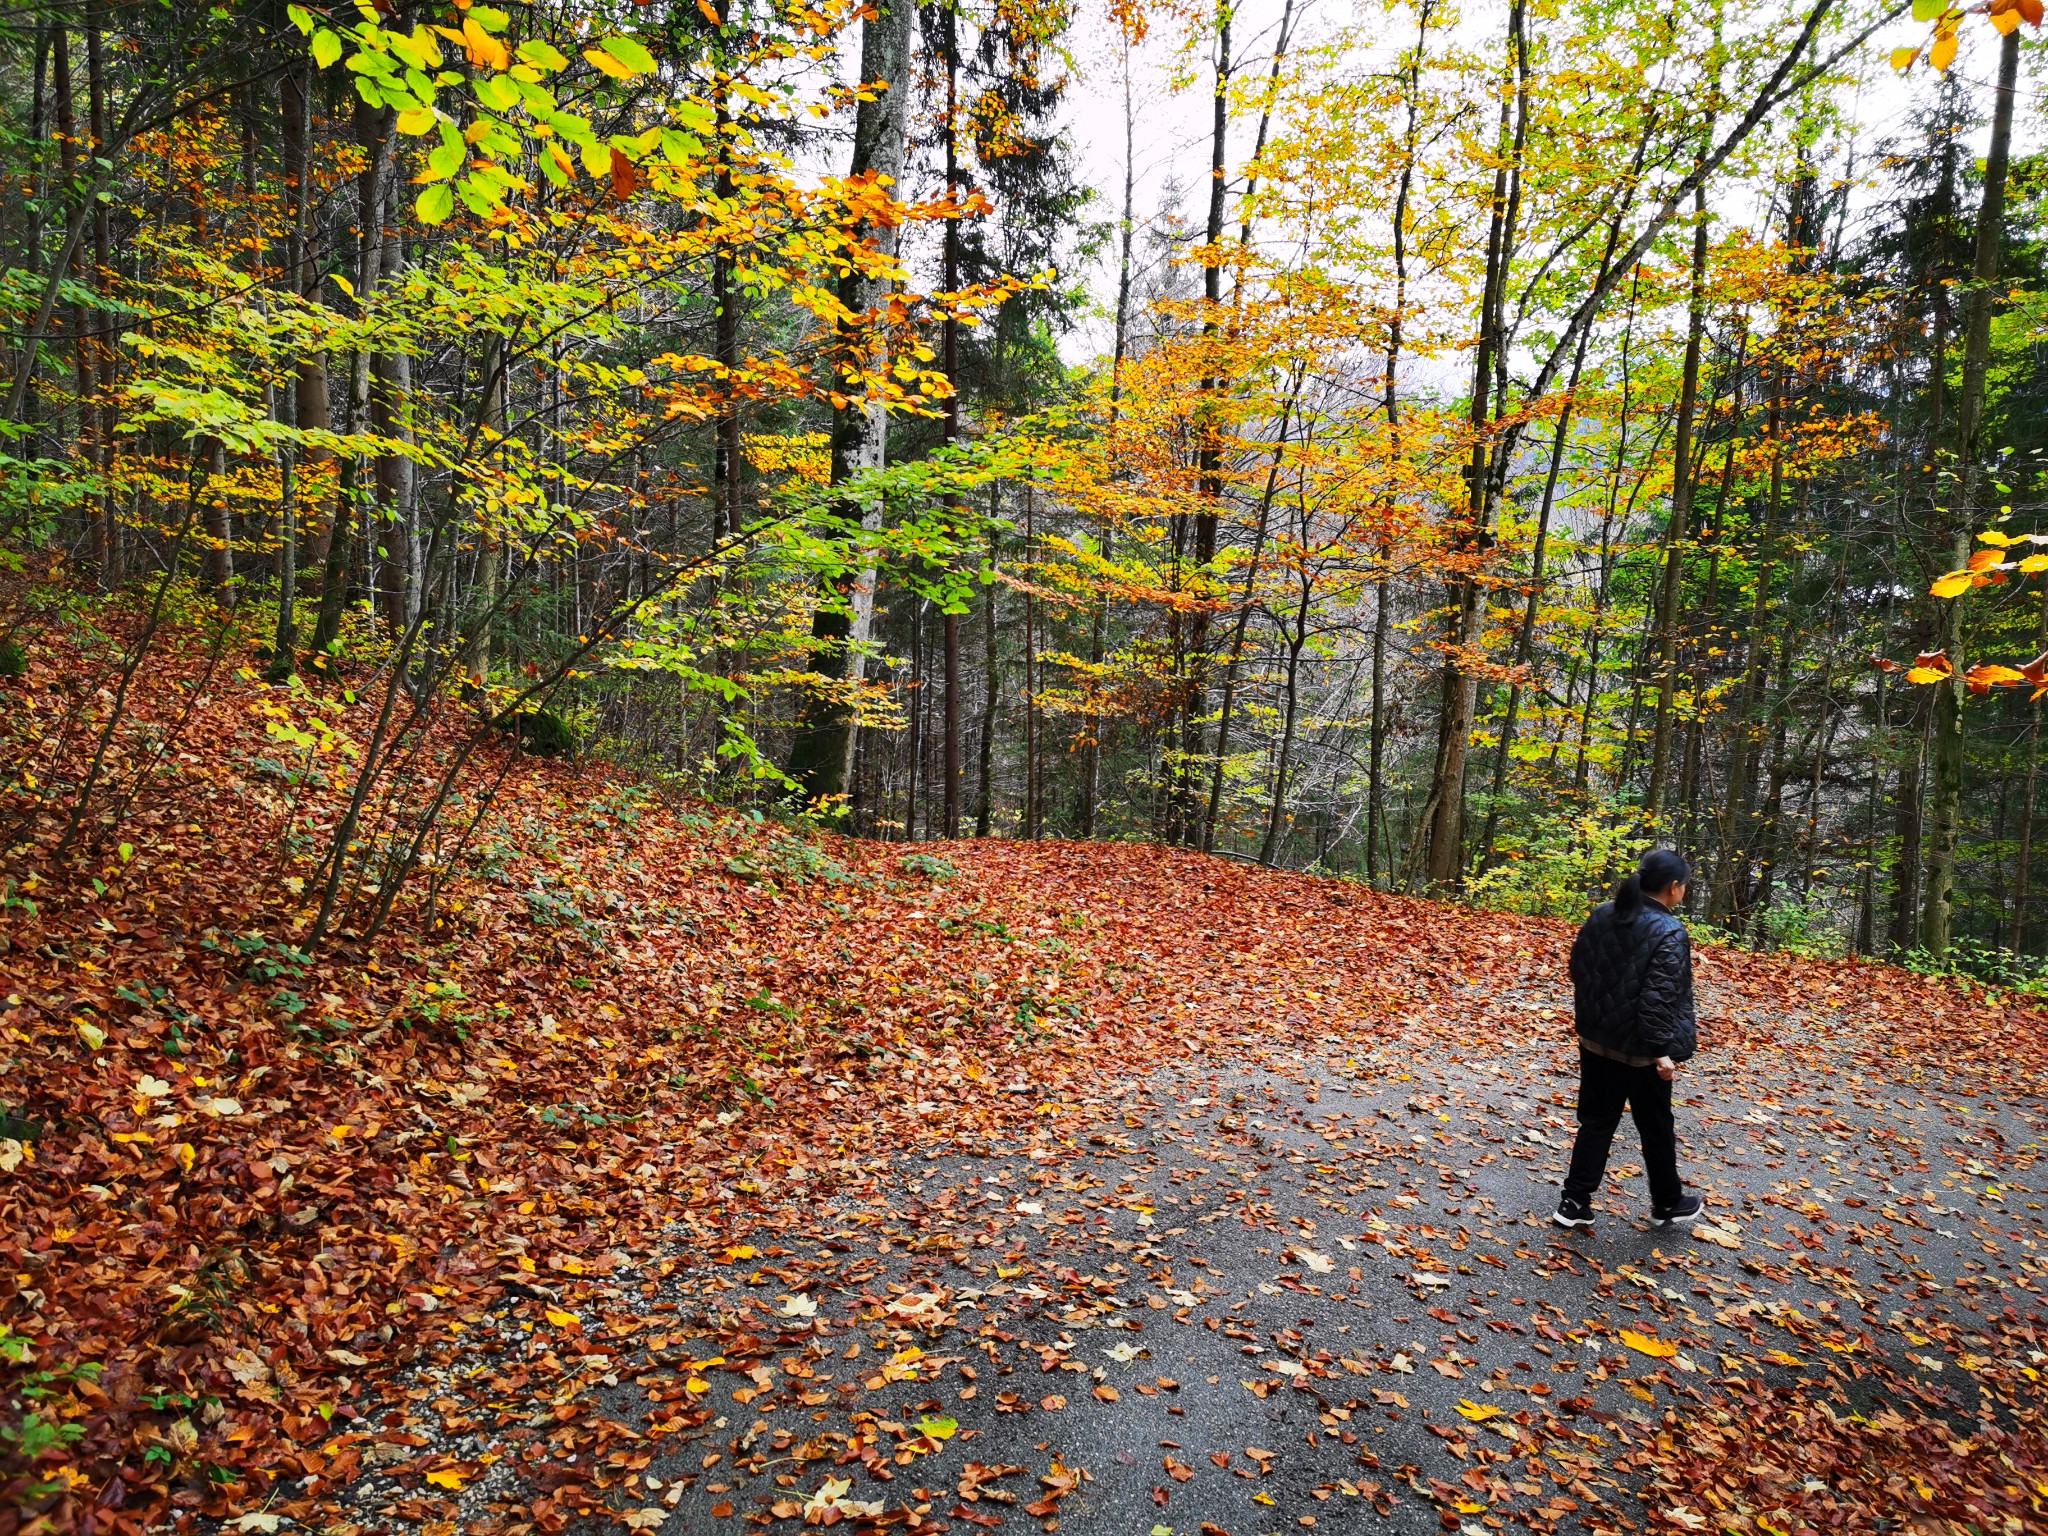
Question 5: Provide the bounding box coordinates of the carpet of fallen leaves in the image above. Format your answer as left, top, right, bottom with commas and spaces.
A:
2, 620, 2046, 1536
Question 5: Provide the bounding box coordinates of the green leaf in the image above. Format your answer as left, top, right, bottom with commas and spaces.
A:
469, 5, 510, 31
424, 138, 466, 180
288, 5, 315, 34
518, 38, 570, 72
455, 172, 498, 217
1912, 0, 1943, 18
415, 183, 455, 224
475, 74, 521, 113
551, 110, 598, 147
311, 27, 344, 68
600, 34, 658, 75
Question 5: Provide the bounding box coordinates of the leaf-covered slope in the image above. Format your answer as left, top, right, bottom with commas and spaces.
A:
1, 638, 2041, 1532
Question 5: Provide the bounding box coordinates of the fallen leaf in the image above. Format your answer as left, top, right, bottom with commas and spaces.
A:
1619, 1328, 1677, 1359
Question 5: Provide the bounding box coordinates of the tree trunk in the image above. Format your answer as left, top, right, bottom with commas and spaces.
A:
1261, 573, 1312, 866
373, 222, 416, 633
712, 0, 743, 542
1204, 388, 1296, 851
1646, 180, 1712, 821
786, 0, 915, 808
940, 2, 963, 838
1177, 0, 1232, 846
1423, 0, 1524, 888
1478, 324, 1592, 866
311, 102, 390, 660
974, 511, 1000, 836
85, 2, 117, 583
1921, 27, 2019, 954
285, 67, 335, 588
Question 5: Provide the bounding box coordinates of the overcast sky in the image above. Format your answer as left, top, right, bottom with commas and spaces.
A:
1048, 1, 2044, 368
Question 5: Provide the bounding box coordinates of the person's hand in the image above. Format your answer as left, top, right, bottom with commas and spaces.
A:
1655, 1056, 1678, 1082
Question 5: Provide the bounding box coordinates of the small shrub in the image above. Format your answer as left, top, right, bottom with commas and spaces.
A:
899, 852, 958, 881
1757, 895, 1847, 959
1894, 937, 2048, 1000
1466, 810, 1651, 919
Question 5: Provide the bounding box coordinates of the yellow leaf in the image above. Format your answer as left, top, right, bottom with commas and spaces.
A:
1890, 44, 1920, 69
1931, 30, 1958, 70
2018, 554, 2048, 573
1765, 1349, 1805, 1367
725, 1244, 757, 1260
583, 45, 635, 79
174, 1143, 195, 1174
1930, 571, 1973, 598
463, 17, 510, 68
424, 1467, 467, 1491
1992, 5, 2021, 32
395, 107, 437, 136
1619, 1328, 1677, 1359
544, 1308, 579, 1328
1906, 666, 1951, 684
76, 1021, 106, 1051
1454, 1399, 1503, 1421
1979, 530, 2016, 547
109, 1131, 154, 1144
1252, 1491, 1275, 1505
686, 1376, 710, 1393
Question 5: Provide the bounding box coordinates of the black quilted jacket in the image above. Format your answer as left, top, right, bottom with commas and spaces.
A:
1568, 897, 1697, 1063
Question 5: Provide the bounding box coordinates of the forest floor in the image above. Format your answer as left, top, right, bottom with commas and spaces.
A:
4, 635, 2047, 1536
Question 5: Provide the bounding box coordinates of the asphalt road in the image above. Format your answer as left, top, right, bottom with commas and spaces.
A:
326, 971, 2048, 1536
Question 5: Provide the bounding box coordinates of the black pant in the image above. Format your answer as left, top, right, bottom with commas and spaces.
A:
1561, 1049, 1682, 1209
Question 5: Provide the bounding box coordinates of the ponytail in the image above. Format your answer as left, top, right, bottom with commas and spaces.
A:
1611, 872, 1645, 922
1610, 847, 1690, 923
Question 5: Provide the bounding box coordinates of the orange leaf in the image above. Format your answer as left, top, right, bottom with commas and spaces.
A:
1966, 548, 2005, 571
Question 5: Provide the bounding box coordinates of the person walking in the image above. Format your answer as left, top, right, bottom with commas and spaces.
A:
1554, 848, 1704, 1229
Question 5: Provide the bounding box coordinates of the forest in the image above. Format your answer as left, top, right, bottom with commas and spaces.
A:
1, 0, 2045, 963
5, 1, 2048, 1530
